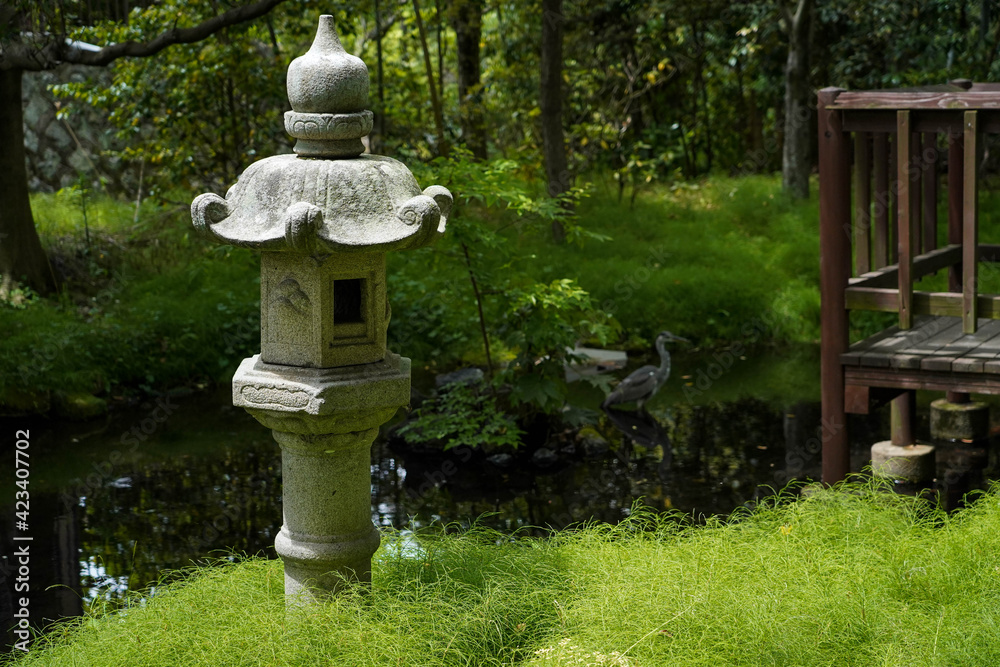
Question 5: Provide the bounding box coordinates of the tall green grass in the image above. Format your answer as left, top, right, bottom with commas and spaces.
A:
1, 194, 261, 398
8, 481, 1000, 666
515, 175, 823, 346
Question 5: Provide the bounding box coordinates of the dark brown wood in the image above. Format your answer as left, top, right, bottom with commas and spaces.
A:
830, 91, 1000, 110
849, 244, 961, 289
922, 133, 938, 253
948, 131, 965, 292
845, 287, 1000, 318
818, 87, 851, 484
890, 391, 915, 446
842, 109, 976, 133
890, 131, 899, 263
964, 110, 979, 333
820, 83, 1000, 482
0, 69, 59, 296
844, 385, 906, 415
897, 111, 914, 329
854, 132, 871, 274
846, 365, 1000, 394
873, 133, 891, 268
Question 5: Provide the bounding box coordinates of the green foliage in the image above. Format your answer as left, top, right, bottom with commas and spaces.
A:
0, 194, 260, 398
525, 174, 821, 346
398, 381, 524, 450
49, 0, 322, 195
400, 150, 613, 417
497, 279, 619, 413
11, 482, 1000, 666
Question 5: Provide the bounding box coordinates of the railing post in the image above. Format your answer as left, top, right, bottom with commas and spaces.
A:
873, 133, 891, 269
854, 132, 871, 275
896, 111, 915, 330
963, 110, 979, 334
921, 132, 938, 253
948, 130, 964, 292
819, 87, 850, 484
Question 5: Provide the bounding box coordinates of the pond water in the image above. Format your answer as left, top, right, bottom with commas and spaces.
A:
1, 343, 996, 650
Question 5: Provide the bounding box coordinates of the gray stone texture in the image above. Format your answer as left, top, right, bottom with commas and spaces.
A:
194, 14, 451, 604
192, 155, 451, 254
871, 441, 936, 482
22, 66, 132, 193
929, 398, 990, 442
259, 251, 389, 367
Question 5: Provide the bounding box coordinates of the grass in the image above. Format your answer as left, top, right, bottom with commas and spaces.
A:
7, 480, 1000, 666
1, 192, 261, 401
526, 174, 823, 346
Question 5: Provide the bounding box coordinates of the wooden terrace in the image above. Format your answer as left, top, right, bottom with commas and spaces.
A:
819, 81, 1000, 482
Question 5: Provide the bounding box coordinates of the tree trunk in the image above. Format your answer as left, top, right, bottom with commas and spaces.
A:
0, 68, 57, 297
412, 0, 449, 157
373, 0, 386, 153
782, 0, 813, 200
453, 0, 487, 159
540, 0, 570, 243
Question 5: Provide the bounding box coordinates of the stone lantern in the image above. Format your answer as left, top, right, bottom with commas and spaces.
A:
190, 15, 451, 602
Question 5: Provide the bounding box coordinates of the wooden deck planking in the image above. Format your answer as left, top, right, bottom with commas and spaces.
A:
842, 316, 1000, 375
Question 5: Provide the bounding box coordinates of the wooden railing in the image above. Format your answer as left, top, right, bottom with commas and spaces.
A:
818, 82, 1000, 482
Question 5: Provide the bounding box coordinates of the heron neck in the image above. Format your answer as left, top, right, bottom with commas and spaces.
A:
657, 341, 671, 376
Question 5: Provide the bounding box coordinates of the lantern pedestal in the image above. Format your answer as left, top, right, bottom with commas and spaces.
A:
233, 353, 409, 600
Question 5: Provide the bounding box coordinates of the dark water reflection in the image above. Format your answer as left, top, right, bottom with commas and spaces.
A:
1, 371, 995, 650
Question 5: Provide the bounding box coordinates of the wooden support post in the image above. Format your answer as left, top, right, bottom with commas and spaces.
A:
890, 391, 916, 446
896, 111, 914, 330
890, 131, 899, 263
873, 133, 890, 269
963, 110, 979, 334
921, 133, 938, 253
946, 391, 971, 404
948, 131, 964, 293
819, 88, 851, 484
854, 132, 871, 275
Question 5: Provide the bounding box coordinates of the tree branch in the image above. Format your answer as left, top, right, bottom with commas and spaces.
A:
1, 0, 288, 71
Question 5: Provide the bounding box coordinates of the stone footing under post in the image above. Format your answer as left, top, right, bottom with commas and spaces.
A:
930, 398, 990, 442
871, 441, 935, 482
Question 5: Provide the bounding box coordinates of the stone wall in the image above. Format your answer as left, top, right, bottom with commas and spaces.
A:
22, 66, 133, 195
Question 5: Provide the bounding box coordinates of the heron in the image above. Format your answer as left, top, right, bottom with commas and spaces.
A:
601, 330, 688, 411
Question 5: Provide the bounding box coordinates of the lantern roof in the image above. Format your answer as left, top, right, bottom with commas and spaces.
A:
191, 15, 450, 254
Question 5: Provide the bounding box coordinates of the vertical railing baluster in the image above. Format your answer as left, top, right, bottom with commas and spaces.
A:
921, 132, 938, 253
890, 131, 899, 263
854, 132, 871, 275
963, 110, 979, 334
873, 133, 890, 269
897, 111, 913, 330
948, 129, 964, 293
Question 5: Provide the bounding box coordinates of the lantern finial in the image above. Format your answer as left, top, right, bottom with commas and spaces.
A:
284, 15, 373, 157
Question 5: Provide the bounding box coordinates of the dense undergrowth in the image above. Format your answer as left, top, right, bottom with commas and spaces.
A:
3, 174, 822, 407
5, 480, 1000, 666
9, 173, 1000, 411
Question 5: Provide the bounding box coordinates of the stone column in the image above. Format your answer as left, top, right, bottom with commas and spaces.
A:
234, 353, 409, 601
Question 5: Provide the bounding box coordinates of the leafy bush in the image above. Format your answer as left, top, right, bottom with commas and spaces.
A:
398, 382, 523, 451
